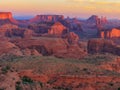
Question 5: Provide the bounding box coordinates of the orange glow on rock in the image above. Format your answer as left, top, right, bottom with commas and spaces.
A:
0, 12, 12, 19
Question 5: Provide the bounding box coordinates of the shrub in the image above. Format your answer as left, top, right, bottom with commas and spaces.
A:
15, 81, 22, 90
21, 76, 33, 84
15, 85, 22, 90
39, 81, 43, 88
1, 65, 11, 74
118, 87, 120, 90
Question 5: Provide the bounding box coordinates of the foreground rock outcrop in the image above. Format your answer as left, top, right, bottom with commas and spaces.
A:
11, 36, 86, 59
87, 39, 120, 56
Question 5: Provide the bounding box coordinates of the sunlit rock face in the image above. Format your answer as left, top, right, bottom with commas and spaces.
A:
110, 28, 120, 38
0, 12, 12, 19
48, 22, 68, 36
100, 28, 120, 38
0, 12, 19, 25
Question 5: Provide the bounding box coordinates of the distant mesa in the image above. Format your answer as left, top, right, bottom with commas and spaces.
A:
0, 12, 18, 24
87, 15, 107, 25
29, 15, 64, 23
0, 12, 12, 19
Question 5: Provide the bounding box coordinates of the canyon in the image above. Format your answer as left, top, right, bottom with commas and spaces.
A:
0, 12, 120, 90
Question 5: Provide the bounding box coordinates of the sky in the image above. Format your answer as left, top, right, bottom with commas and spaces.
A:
0, 0, 120, 19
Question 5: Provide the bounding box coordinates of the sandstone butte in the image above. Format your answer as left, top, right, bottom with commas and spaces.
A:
0, 12, 18, 24
0, 12, 12, 19
100, 28, 120, 38
29, 15, 64, 23
48, 22, 68, 36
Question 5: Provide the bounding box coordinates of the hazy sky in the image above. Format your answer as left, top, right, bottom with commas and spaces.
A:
0, 0, 120, 19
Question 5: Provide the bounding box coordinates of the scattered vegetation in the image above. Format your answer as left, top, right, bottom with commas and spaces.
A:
15, 81, 22, 90
0, 53, 120, 90
81, 53, 117, 65
39, 81, 43, 88
1, 65, 11, 74
21, 76, 33, 84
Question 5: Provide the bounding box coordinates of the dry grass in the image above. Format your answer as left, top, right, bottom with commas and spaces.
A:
0, 54, 120, 77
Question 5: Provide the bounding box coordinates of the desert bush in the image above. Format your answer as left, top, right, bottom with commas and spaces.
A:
118, 87, 120, 90
39, 81, 43, 88
21, 76, 33, 84
1, 65, 10, 74
15, 85, 22, 90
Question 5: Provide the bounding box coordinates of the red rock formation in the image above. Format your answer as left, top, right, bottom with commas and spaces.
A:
110, 28, 120, 38
100, 28, 120, 38
87, 38, 120, 55
63, 32, 79, 44
29, 15, 64, 23
48, 22, 68, 36
28, 23, 51, 34
87, 15, 107, 25
11, 37, 86, 59
0, 24, 33, 38
22, 48, 42, 56
0, 40, 23, 56
0, 12, 12, 19
24, 29, 33, 38
0, 12, 18, 24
